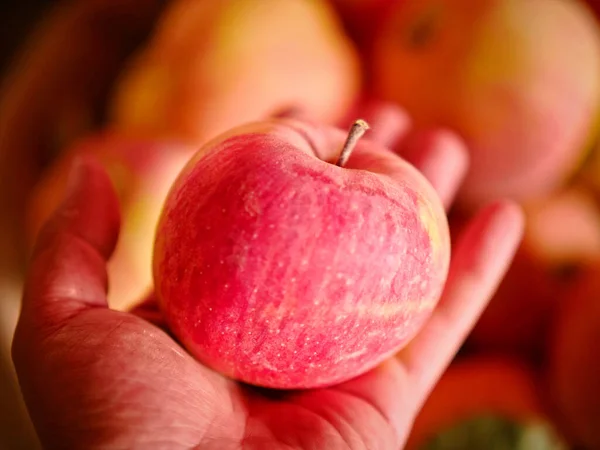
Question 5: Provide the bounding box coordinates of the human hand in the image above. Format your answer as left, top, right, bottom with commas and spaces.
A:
12, 122, 524, 449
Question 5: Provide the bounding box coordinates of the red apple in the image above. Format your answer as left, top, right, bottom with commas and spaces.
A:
465, 187, 600, 359
406, 357, 567, 449
371, 0, 600, 208
548, 264, 600, 449
153, 118, 451, 389
26, 133, 193, 311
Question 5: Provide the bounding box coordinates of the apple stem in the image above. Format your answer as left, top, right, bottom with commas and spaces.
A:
336, 119, 370, 167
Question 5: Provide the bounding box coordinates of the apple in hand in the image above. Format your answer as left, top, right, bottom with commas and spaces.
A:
153, 117, 451, 389
548, 264, 600, 449
109, 0, 361, 146
27, 133, 193, 311
406, 357, 567, 449
371, 0, 600, 208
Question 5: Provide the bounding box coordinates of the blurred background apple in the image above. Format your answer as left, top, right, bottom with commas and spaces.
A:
405, 356, 567, 449
370, 0, 600, 208
464, 187, 600, 361
548, 264, 600, 449
109, 0, 361, 146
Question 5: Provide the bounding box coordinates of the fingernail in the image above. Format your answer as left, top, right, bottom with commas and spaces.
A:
473, 200, 525, 272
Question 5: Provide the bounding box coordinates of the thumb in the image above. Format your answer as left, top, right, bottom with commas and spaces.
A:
16, 156, 120, 337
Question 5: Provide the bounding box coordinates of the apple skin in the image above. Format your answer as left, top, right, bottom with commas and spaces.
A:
548, 265, 600, 449
371, 0, 600, 208
153, 118, 450, 389
109, 0, 361, 146
465, 187, 600, 359
26, 133, 193, 311
406, 357, 564, 449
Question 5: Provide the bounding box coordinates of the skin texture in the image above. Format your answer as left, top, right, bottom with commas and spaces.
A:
371, 0, 600, 208
109, 0, 361, 145
26, 133, 194, 310
11, 114, 524, 448
154, 118, 451, 389
466, 187, 600, 359
405, 357, 563, 449
548, 265, 600, 449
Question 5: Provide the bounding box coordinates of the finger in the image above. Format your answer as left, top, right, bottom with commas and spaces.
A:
20, 157, 120, 329
398, 200, 524, 408
359, 101, 411, 150
397, 129, 470, 210
341, 100, 411, 150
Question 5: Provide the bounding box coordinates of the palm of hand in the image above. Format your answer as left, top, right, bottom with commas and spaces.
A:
12, 132, 523, 449
22, 305, 406, 449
